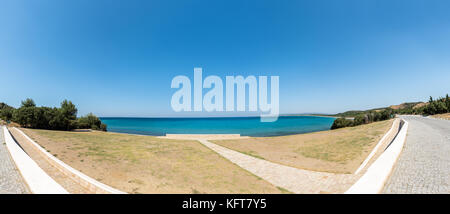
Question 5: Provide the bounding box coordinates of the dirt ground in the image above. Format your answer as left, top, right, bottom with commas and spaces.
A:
20, 128, 285, 194
212, 120, 394, 174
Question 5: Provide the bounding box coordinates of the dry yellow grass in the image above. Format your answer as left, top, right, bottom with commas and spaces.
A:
21, 128, 284, 194
431, 113, 450, 120
212, 119, 394, 174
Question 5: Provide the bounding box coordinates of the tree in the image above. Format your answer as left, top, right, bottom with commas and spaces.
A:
353, 115, 366, 126
60, 100, 77, 120
434, 100, 447, 114
372, 111, 382, 122
3, 99, 106, 131
48, 108, 66, 130
13, 106, 36, 128
379, 109, 393, 120
424, 97, 437, 115
99, 123, 107, 131
0, 108, 12, 121
77, 113, 107, 131
78, 113, 100, 129
331, 118, 353, 129
0, 102, 15, 122
21, 98, 36, 108
446, 94, 450, 112
59, 100, 77, 130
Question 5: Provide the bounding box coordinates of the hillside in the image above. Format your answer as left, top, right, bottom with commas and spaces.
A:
389, 102, 425, 110
334, 102, 427, 118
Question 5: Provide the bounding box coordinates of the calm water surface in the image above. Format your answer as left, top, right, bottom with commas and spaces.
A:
100, 116, 335, 137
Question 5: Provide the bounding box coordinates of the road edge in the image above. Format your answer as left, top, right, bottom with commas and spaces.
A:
345, 119, 409, 194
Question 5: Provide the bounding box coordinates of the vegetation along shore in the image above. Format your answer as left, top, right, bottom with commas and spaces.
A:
0, 98, 107, 131
329, 94, 450, 130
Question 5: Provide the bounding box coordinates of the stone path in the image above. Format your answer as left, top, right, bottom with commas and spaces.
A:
383, 116, 450, 193
198, 139, 359, 194
0, 126, 29, 194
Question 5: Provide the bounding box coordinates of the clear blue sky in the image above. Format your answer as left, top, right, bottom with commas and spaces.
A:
1, 0, 450, 117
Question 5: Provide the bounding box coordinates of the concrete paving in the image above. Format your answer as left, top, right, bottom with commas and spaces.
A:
383, 116, 450, 193
0, 126, 29, 194
197, 139, 358, 194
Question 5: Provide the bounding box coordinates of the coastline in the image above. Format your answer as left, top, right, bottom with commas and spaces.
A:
100, 116, 336, 137
104, 127, 333, 138
99, 114, 338, 119
281, 114, 338, 118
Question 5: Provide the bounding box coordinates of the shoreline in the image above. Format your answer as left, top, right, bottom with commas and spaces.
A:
99, 115, 338, 119
100, 115, 336, 138
104, 128, 334, 138
281, 114, 338, 118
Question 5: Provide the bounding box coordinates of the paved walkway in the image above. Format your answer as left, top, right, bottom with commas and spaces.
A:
0, 126, 29, 194
198, 139, 358, 194
383, 116, 450, 193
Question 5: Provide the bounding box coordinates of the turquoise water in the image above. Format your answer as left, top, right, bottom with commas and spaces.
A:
100, 116, 336, 137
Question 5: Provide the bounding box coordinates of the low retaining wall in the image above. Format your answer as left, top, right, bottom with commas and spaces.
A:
345, 119, 409, 194
13, 127, 126, 194
2, 126, 68, 194
354, 119, 400, 174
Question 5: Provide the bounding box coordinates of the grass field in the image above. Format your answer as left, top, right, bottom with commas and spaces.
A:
20, 129, 285, 194
212, 119, 394, 174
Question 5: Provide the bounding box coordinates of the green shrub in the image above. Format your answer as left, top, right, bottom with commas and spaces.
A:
331, 118, 353, 129
353, 115, 367, 126
331, 108, 394, 130
100, 123, 107, 131
3, 98, 105, 131
0, 106, 14, 122
77, 113, 107, 131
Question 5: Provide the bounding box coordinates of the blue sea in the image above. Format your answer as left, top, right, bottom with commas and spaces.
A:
100, 116, 336, 137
